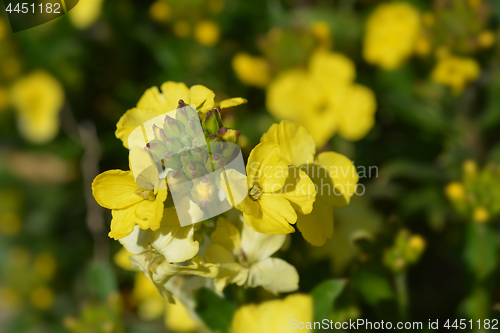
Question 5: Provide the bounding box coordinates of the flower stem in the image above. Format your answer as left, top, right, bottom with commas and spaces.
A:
395, 272, 409, 320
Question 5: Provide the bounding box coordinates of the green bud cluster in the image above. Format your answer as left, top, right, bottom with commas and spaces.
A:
146, 100, 241, 207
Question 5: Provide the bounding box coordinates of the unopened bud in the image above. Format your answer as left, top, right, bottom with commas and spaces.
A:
218, 127, 241, 144
147, 140, 169, 160
165, 137, 182, 152
163, 151, 183, 170
153, 124, 167, 142
192, 146, 208, 164
205, 152, 225, 172
206, 134, 223, 153
163, 115, 184, 138
180, 134, 193, 147
202, 109, 220, 135
192, 129, 207, 148
167, 170, 192, 192
184, 160, 208, 179
186, 117, 201, 137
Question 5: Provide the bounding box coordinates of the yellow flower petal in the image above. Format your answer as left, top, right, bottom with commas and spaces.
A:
114, 248, 133, 270
244, 193, 296, 234
219, 97, 248, 109
309, 152, 358, 207
92, 170, 142, 209
247, 258, 299, 294
247, 142, 288, 192
335, 84, 376, 141
280, 166, 316, 215
260, 121, 316, 167
309, 51, 356, 89
164, 297, 200, 332
240, 222, 286, 263
211, 217, 241, 256
115, 107, 164, 149
232, 53, 270, 88
189, 85, 215, 112
134, 191, 166, 231
296, 200, 333, 246
109, 206, 139, 240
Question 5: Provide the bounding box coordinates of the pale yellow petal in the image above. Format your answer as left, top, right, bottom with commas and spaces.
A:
296, 200, 333, 246
260, 121, 316, 167
159, 81, 190, 111
280, 166, 316, 215
247, 258, 299, 294
241, 222, 286, 263
246, 142, 288, 192
119, 225, 152, 254
115, 107, 162, 148
219, 97, 247, 109
211, 217, 241, 256
336, 84, 376, 141
266, 69, 310, 121
92, 170, 142, 209
309, 51, 356, 88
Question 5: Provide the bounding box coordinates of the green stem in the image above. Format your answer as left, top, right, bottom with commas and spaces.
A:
395, 272, 409, 320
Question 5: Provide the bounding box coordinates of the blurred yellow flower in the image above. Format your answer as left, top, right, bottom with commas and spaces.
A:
266, 52, 376, 147
232, 53, 271, 88
149, 0, 171, 23
115, 81, 246, 148
30, 286, 54, 310
92, 148, 167, 239
11, 71, 64, 144
2, 57, 21, 78
194, 20, 220, 47
473, 207, 489, 224
227, 142, 316, 234
0, 287, 21, 310
69, 0, 104, 29
431, 56, 480, 94
414, 35, 431, 56
173, 20, 191, 38
164, 298, 199, 332
261, 121, 358, 246
0, 212, 21, 235
478, 30, 495, 48
310, 21, 332, 50
363, 2, 421, 70
0, 19, 7, 41
114, 248, 133, 270
231, 294, 313, 333
206, 217, 298, 294
0, 86, 9, 111
207, 0, 224, 14
445, 182, 466, 201
133, 273, 165, 320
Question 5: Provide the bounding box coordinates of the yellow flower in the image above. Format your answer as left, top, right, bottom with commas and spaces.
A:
478, 30, 495, 48
164, 297, 200, 332
231, 294, 313, 333
133, 273, 165, 320
232, 53, 271, 88
473, 207, 489, 224
310, 21, 332, 50
11, 71, 64, 144
363, 2, 421, 70
206, 217, 298, 294
30, 286, 54, 310
226, 142, 316, 234
149, 1, 171, 23
261, 121, 358, 246
431, 56, 480, 94
119, 209, 218, 302
92, 147, 168, 239
266, 52, 376, 147
116, 81, 246, 148
194, 20, 220, 47
69, 0, 104, 29
114, 248, 133, 270
0, 86, 9, 111
445, 182, 466, 201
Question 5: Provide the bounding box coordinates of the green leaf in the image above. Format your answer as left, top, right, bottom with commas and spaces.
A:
194, 287, 236, 333
463, 224, 497, 280
311, 279, 346, 323
353, 270, 394, 305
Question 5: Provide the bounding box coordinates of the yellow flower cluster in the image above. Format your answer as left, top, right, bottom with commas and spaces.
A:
91, 82, 358, 328
431, 56, 480, 94
363, 2, 421, 70
267, 52, 377, 147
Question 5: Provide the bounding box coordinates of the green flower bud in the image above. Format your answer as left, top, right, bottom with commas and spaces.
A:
192, 146, 208, 165
180, 134, 193, 147
163, 151, 183, 170
185, 117, 201, 137
184, 160, 207, 179
202, 109, 220, 135
176, 99, 199, 125
180, 150, 193, 168
191, 175, 218, 207
218, 127, 241, 144
206, 134, 223, 153
147, 140, 169, 160
165, 137, 182, 152
205, 152, 225, 172
192, 129, 207, 148
153, 124, 167, 142
163, 115, 184, 138
167, 170, 192, 192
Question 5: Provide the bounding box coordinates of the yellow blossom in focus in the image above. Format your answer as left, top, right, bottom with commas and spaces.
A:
363, 2, 421, 70
115, 81, 246, 148
261, 121, 358, 246
173, 20, 191, 38
91, 147, 168, 239
11, 71, 64, 144
206, 217, 298, 294
445, 182, 466, 201
431, 56, 480, 94
194, 20, 220, 47
231, 294, 313, 333
0, 212, 21, 235
30, 286, 54, 310
473, 207, 489, 224
232, 53, 270, 88
69, 0, 104, 29
267, 52, 376, 147
149, 1, 171, 23
478, 30, 495, 48
225, 142, 316, 235
34, 253, 57, 279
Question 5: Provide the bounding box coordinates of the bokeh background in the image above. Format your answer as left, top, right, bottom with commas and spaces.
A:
0, 0, 499, 332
